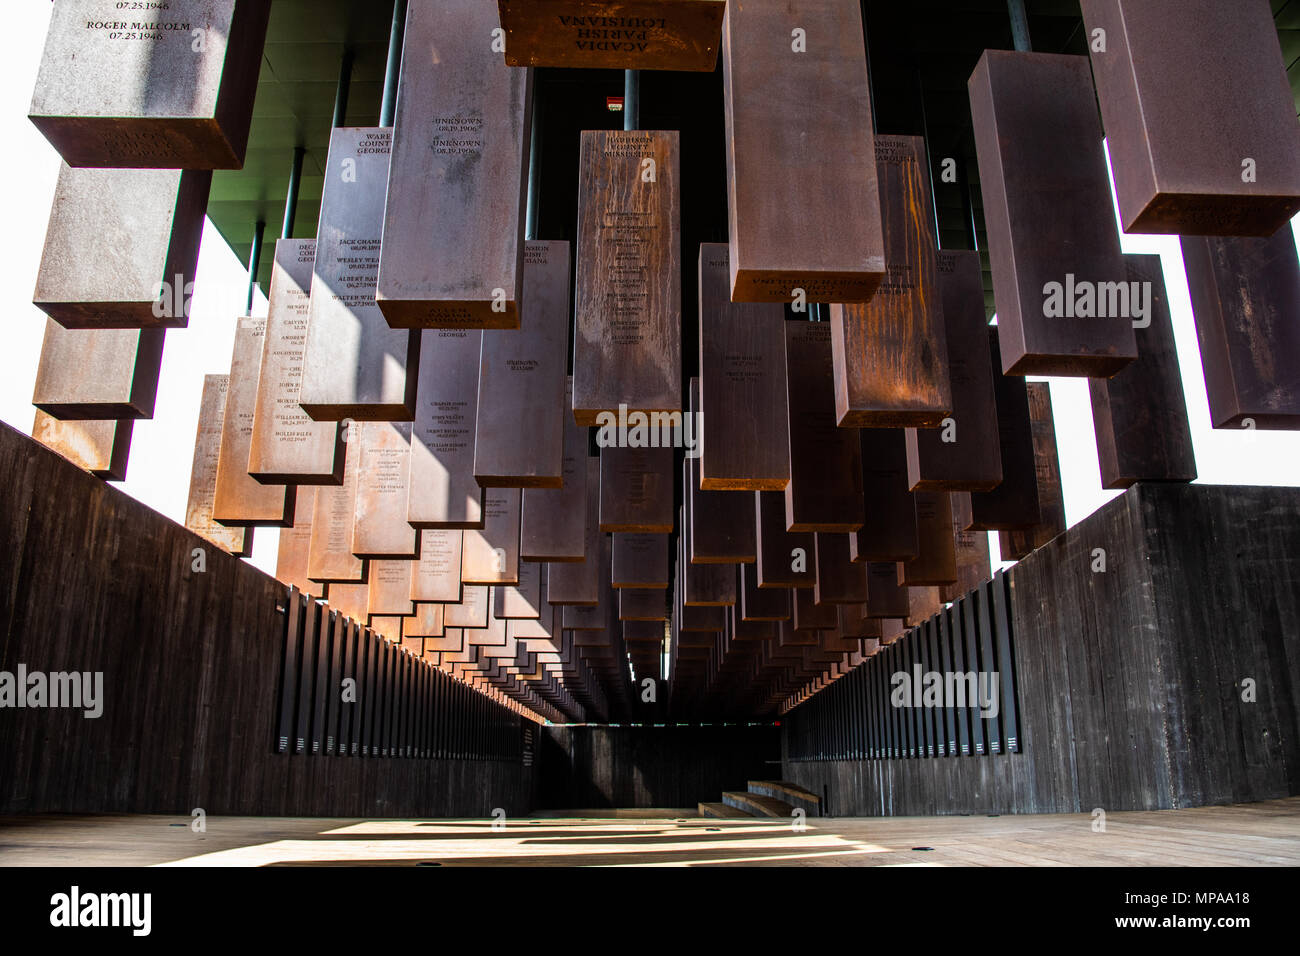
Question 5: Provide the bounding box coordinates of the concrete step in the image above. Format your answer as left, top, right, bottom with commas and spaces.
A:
747, 780, 822, 817
697, 801, 753, 818
721, 791, 797, 818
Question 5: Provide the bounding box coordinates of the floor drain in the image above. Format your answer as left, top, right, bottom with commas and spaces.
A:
911, 846, 934, 852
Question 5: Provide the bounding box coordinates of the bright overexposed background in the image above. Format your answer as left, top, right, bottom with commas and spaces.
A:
3, 3, 279, 574
3, 3, 1298, 582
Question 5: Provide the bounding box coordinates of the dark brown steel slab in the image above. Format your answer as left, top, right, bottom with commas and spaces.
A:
1081, 0, 1300, 237
754, 490, 815, 589
445, 586, 490, 630
300, 128, 419, 421
425, 627, 465, 654
624, 620, 665, 645
968, 50, 1137, 377
475, 241, 570, 486
368, 560, 416, 618
410, 531, 463, 605
497, 0, 724, 71
573, 129, 681, 426
864, 563, 909, 619
32, 321, 164, 420
619, 588, 667, 622
34, 164, 210, 329
681, 508, 736, 607
32, 410, 132, 482
697, 243, 790, 489
509, 602, 559, 644
521, 380, 588, 562
813, 534, 868, 605
898, 492, 958, 587
906, 250, 1002, 490
689, 453, 756, 564
940, 494, 991, 604
968, 328, 1041, 532
685, 375, 756, 562
307, 440, 364, 584
878, 618, 906, 645
1090, 254, 1196, 487
680, 601, 725, 633
351, 422, 417, 559
184, 374, 250, 556
275, 486, 323, 599
739, 564, 790, 622
1180, 228, 1300, 429
778, 620, 817, 647
369, 617, 404, 643
28, 0, 269, 169
905, 587, 943, 627
249, 238, 343, 485
722, 0, 884, 303
793, 586, 837, 631
461, 488, 522, 585
494, 561, 544, 620
783, 322, 864, 532
611, 533, 669, 589
729, 606, 777, 642
547, 460, 602, 605
831, 135, 951, 427
212, 316, 294, 527
1002, 383, 1066, 560
327, 582, 370, 625
403, 603, 445, 639
409, 329, 484, 528
853, 428, 919, 562
599, 446, 674, 533
837, 604, 872, 639
562, 589, 605, 631
377, 0, 531, 328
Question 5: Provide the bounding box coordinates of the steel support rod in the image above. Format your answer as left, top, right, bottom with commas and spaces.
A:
379, 0, 408, 126
623, 70, 640, 132
281, 145, 305, 240
525, 87, 542, 241
332, 46, 354, 129
246, 220, 266, 315
1007, 0, 1032, 52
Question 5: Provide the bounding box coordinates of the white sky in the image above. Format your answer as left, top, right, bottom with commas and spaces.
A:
4, 2, 1297, 583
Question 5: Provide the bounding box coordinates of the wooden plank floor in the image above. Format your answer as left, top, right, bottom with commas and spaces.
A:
0, 799, 1295, 867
